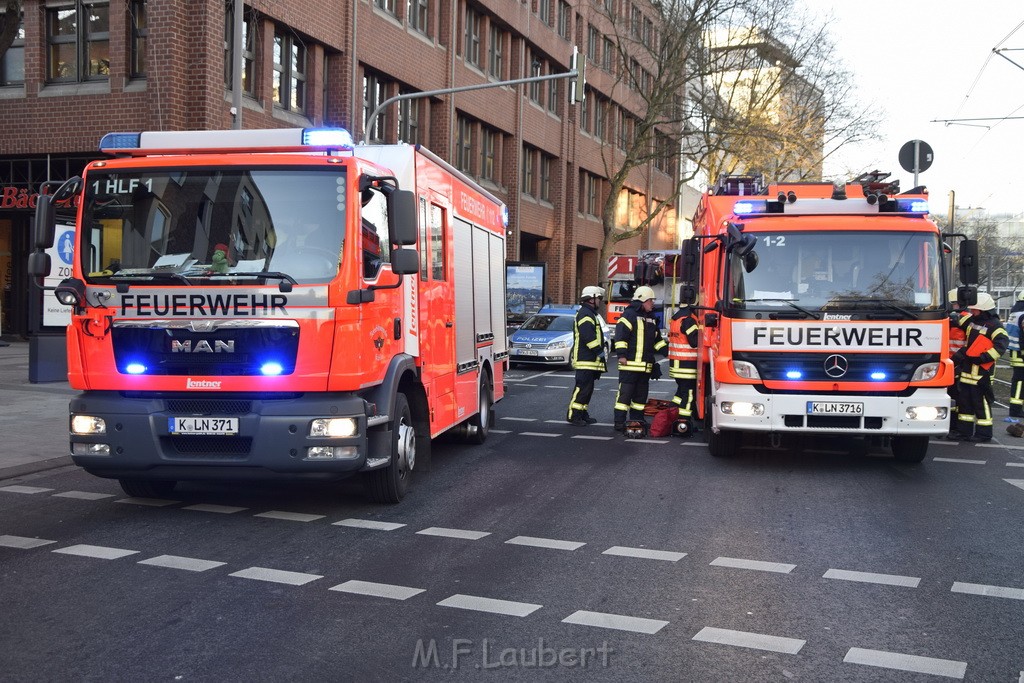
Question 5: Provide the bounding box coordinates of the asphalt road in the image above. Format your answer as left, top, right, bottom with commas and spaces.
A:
2, 366, 1023, 682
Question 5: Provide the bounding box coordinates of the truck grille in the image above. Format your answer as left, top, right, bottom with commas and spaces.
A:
166, 399, 252, 414
162, 436, 252, 458
111, 325, 299, 376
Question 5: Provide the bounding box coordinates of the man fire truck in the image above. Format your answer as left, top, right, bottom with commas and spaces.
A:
680, 173, 978, 463
29, 128, 508, 503
605, 251, 682, 326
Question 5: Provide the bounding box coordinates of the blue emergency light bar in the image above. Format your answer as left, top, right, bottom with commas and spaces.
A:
99, 127, 355, 151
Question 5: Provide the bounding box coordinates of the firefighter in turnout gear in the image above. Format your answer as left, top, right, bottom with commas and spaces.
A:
668, 305, 700, 433
950, 292, 1008, 442
1006, 291, 1024, 420
613, 286, 668, 432
567, 286, 607, 426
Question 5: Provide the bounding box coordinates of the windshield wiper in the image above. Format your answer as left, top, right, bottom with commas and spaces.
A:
739, 298, 820, 320
110, 271, 195, 286
828, 296, 918, 319
202, 271, 298, 292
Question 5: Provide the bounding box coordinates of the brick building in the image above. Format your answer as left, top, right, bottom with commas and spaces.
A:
0, 0, 679, 338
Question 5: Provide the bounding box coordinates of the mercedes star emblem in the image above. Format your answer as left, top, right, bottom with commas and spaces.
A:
824, 354, 849, 378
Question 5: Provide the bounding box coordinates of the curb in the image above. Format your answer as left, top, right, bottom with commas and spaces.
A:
0, 456, 75, 482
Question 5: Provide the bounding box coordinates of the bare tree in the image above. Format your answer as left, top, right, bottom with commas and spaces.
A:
935, 211, 1024, 296
0, 1, 21, 61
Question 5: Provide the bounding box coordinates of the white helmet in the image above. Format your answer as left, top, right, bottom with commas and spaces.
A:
632, 286, 656, 302
947, 289, 958, 301
973, 292, 996, 311
581, 286, 605, 300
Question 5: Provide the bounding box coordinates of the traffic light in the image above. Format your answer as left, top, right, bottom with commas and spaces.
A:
569, 46, 586, 104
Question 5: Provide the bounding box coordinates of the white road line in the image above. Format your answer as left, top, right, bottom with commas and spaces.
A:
490, 429, 513, 434
0, 485, 54, 495
183, 503, 247, 514
0, 535, 56, 549
138, 555, 226, 572
520, 432, 562, 438
330, 580, 425, 600
623, 439, 670, 445
571, 435, 615, 441
544, 385, 567, 389
1004, 479, 1024, 493
334, 518, 406, 531
976, 442, 1024, 450
681, 442, 706, 447
505, 536, 585, 551
951, 581, 1024, 600
563, 610, 668, 634
254, 511, 325, 522
53, 544, 140, 560
115, 497, 179, 507
823, 568, 920, 588
1006, 462, 1024, 467
930, 440, 958, 446
932, 457, 987, 465
692, 627, 805, 654
516, 383, 538, 387
603, 546, 686, 562
437, 594, 541, 617
711, 557, 796, 574
416, 526, 491, 540
52, 491, 115, 500
843, 647, 966, 679
229, 567, 322, 586
501, 417, 537, 422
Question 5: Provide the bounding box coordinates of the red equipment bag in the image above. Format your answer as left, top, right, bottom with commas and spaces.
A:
644, 399, 674, 416
649, 407, 677, 438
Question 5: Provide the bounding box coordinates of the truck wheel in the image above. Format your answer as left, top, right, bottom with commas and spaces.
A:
891, 435, 928, 463
465, 372, 494, 445
366, 393, 415, 504
118, 479, 177, 498
707, 429, 740, 457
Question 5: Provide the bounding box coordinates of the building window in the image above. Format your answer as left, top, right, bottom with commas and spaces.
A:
521, 146, 534, 196
547, 76, 558, 114
399, 92, 420, 144
129, 0, 147, 78
528, 57, 541, 104
408, 0, 429, 34
464, 6, 481, 67
643, 17, 653, 46
224, 3, 255, 95
601, 37, 613, 72
587, 25, 598, 65
579, 172, 598, 216
538, 0, 550, 26
273, 28, 306, 112
375, 0, 396, 14
580, 94, 590, 134
539, 154, 552, 202
455, 116, 473, 173
364, 72, 388, 141
480, 127, 497, 182
488, 25, 503, 78
594, 98, 607, 141
556, 1, 570, 39
630, 5, 641, 38
46, 2, 110, 83
0, 9, 24, 86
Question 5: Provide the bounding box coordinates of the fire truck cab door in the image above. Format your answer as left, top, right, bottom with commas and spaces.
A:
420, 200, 457, 427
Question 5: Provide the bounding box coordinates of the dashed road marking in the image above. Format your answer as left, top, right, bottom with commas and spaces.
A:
603, 546, 686, 562
333, 518, 405, 531
0, 485, 54, 495
562, 610, 668, 634
520, 432, 561, 438
1006, 462, 1024, 467
254, 511, 325, 523
843, 647, 966, 679
930, 440, 958, 446
0, 535, 56, 549
490, 429, 512, 434
932, 457, 987, 465
52, 491, 115, 500
115, 497, 179, 507
976, 442, 1024, 451
330, 579, 425, 601
437, 594, 542, 617
229, 567, 322, 586
571, 435, 615, 441
951, 581, 1024, 601
53, 544, 140, 560
711, 557, 796, 574
1004, 479, 1024, 493
823, 568, 920, 588
624, 439, 670, 445
501, 417, 537, 422
183, 503, 247, 514
692, 627, 805, 654
138, 555, 226, 572
506, 535, 586, 551
543, 385, 567, 389
417, 527, 491, 540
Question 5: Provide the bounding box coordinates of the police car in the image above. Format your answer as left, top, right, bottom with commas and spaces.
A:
509, 305, 612, 367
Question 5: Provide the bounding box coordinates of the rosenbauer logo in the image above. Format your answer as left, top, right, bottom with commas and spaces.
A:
186, 378, 222, 389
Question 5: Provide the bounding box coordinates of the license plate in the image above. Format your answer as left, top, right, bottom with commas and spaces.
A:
168, 417, 239, 435
807, 402, 864, 415
518, 349, 538, 356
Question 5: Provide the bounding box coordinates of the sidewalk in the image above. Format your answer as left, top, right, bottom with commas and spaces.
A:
0, 341, 76, 479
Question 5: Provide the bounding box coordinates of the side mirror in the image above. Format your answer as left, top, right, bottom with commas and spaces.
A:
680, 285, 697, 306
958, 239, 979, 285
28, 251, 51, 278
704, 312, 719, 329
34, 195, 56, 250
956, 285, 977, 308
390, 247, 418, 275
681, 239, 700, 285
742, 250, 759, 273
387, 190, 417, 246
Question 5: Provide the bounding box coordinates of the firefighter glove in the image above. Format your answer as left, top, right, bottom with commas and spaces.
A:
952, 349, 967, 365
965, 354, 986, 364
651, 363, 663, 380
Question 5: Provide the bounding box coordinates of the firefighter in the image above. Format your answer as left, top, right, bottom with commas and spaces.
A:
1006, 291, 1024, 421
567, 286, 607, 426
947, 288, 968, 430
668, 304, 699, 433
613, 286, 668, 432
950, 292, 1008, 442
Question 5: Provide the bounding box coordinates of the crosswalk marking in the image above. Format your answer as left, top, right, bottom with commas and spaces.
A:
417, 527, 490, 540
711, 557, 796, 574
603, 546, 686, 562
52, 491, 115, 500
115, 497, 179, 507
0, 535, 56, 549
183, 504, 247, 514
229, 567, 322, 586
951, 581, 1024, 601
254, 511, 325, 522
53, 544, 139, 560
0, 485, 54, 495
506, 535, 585, 551
330, 580, 425, 600
563, 610, 668, 634
693, 627, 805, 654
334, 518, 405, 531
823, 568, 920, 588
437, 594, 541, 617
138, 555, 226, 572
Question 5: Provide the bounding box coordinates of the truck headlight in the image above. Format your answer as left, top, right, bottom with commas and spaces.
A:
906, 406, 947, 421
310, 417, 358, 438
71, 414, 106, 435
911, 363, 940, 381
721, 401, 764, 416
732, 361, 760, 380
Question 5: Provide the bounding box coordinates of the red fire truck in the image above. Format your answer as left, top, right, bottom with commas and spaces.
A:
30, 128, 508, 503
681, 174, 978, 463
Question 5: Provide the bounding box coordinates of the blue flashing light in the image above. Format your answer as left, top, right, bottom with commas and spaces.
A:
125, 362, 147, 375
99, 132, 141, 150
302, 128, 354, 148
260, 362, 284, 376
733, 200, 768, 216
894, 198, 929, 214
501, 205, 510, 228
785, 370, 802, 379
870, 371, 887, 380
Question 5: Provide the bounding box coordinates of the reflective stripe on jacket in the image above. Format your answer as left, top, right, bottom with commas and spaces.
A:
572, 304, 606, 371
614, 302, 667, 373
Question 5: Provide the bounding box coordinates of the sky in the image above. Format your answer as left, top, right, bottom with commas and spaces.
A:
811, 1, 1024, 217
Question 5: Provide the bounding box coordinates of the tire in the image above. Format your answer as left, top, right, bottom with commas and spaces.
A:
464, 372, 494, 445
118, 479, 177, 498
366, 393, 416, 504
891, 435, 928, 463
707, 428, 740, 458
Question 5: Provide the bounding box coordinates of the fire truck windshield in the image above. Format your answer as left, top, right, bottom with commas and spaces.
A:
729, 230, 943, 313
80, 167, 347, 285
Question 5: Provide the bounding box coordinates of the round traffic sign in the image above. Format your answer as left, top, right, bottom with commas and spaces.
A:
898, 140, 933, 174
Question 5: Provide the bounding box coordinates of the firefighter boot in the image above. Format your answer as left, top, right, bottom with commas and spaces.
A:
581, 411, 598, 425
566, 411, 588, 427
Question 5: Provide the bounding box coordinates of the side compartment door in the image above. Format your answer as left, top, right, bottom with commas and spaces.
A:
419, 198, 456, 433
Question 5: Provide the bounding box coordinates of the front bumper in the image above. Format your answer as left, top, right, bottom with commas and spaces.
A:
509, 347, 571, 365
711, 385, 950, 436
68, 391, 390, 482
